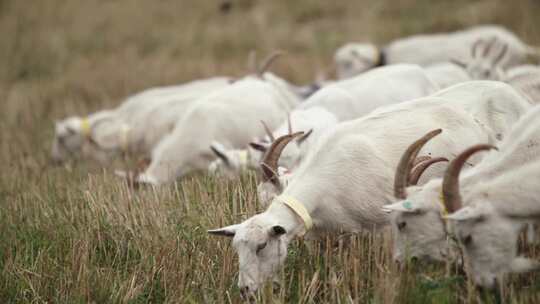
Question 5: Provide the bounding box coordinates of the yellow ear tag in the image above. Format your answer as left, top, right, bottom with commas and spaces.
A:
80, 118, 91, 138
238, 150, 248, 165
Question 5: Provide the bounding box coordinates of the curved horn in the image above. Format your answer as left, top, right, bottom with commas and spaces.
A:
412, 156, 431, 167
442, 144, 497, 213
260, 132, 304, 186
287, 114, 292, 135
260, 120, 275, 142
409, 157, 449, 185
483, 36, 498, 57
493, 43, 508, 66
257, 51, 285, 77
471, 39, 484, 58
394, 129, 443, 199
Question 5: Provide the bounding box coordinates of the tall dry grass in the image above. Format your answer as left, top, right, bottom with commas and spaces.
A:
1, 0, 540, 302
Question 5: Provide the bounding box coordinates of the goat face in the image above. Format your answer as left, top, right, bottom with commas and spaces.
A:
385, 186, 455, 263
448, 202, 537, 289
335, 43, 379, 79
51, 118, 85, 164
208, 215, 290, 298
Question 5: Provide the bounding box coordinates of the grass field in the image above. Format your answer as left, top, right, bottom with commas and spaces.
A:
2, 0, 540, 303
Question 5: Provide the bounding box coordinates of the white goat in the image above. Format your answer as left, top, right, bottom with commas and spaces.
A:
383, 104, 540, 264
207, 80, 530, 297
208, 107, 337, 178
51, 77, 231, 164
131, 72, 300, 184
425, 106, 540, 290
335, 25, 538, 79
208, 64, 438, 179
445, 161, 540, 290
258, 79, 532, 207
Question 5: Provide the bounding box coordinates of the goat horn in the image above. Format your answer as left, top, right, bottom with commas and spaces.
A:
287, 114, 292, 135
483, 36, 498, 57
394, 129, 443, 199
260, 132, 304, 186
412, 156, 431, 167
257, 51, 285, 77
471, 39, 484, 58
409, 157, 449, 185
442, 144, 497, 213
493, 43, 508, 66
260, 120, 275, 142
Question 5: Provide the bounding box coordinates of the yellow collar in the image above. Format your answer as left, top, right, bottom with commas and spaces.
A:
276, 195, 313, 233
238, 150, 249, 166
80, 118, 91, 138
438, 188, 449, 218
120, 124, 131, 152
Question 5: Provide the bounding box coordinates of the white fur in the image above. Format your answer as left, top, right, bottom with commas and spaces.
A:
209, 64, 438, 181
424, 62, 471, 89
139, 73, 300, 184
51, 77, 231, 163
334, 43, 380, 78
447, 161, 540, 289
386, 104, 540, 265
209, 80, 531, 294
335, 25, 535, 79
505, 65, 540, 104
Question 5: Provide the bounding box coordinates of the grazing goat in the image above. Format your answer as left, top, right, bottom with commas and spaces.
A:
131, 72, 300, 184
208, 64, 438, 179
51, 77, 231, 164
433, 106, 540, 290
335, 25, 538, 79
383, 104, 540, 264
208, 80, 530, 297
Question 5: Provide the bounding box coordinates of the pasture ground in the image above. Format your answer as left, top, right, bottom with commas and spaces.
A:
1, 1, 540, 303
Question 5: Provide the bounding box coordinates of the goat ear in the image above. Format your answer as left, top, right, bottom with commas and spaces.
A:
208, 224, 240, 237
210, 142, 230, 166
269, 225, 287, 237
249, 142, 268, 152
381, 201, 421, 213
445, 206, 483, 221
297, 129, 313, 145
510, 257, 540, 273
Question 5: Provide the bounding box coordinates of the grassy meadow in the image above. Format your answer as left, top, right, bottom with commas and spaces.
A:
1, 0, 540, 302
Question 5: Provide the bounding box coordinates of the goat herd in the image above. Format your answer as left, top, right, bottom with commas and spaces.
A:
51, 25, 540, 299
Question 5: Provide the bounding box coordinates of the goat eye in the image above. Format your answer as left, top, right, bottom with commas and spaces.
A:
397, 222, 407, 231
256, 242, 267, 254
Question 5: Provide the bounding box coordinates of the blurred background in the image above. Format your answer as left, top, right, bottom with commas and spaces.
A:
1, 1, 539, 135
